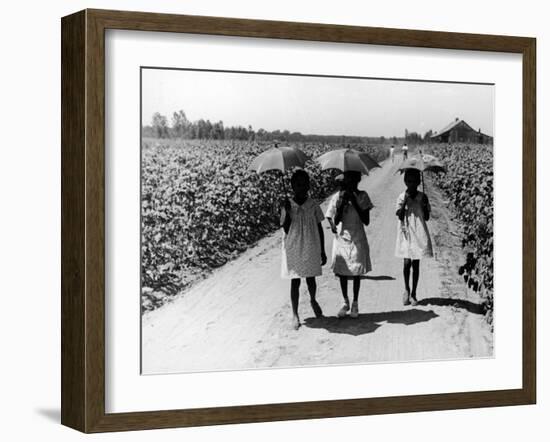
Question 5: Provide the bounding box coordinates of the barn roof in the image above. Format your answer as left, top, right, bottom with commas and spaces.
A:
430, 118, 492, 139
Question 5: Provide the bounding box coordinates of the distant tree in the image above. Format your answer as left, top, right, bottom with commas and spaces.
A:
142, 125, 155, 138
407, 131, 423, 144
281, 130, 290, 142
212, 121, 224, 139
290, 132, 303, 142
205, 120, 213, 139
235, 126, 247, 140
423, 129, 433, 141
171, 110, 189, 138
196, 119, 208, 139
152, 112, 169, 138
248, 125, 255, 141
223, 127, 232, 140
256, 128, 267, 141
190, 123, 198, 139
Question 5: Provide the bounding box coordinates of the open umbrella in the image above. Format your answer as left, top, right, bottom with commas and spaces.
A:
315, 148, 381, 175
248, 145, 309, 174
249, 145, 309, 215
398, 153, 446, 192
398, 155, 446, 174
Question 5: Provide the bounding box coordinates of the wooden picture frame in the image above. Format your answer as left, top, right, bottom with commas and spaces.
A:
61, 8, 536, 433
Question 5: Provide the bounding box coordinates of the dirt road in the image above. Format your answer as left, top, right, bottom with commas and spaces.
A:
142, 157, 493, 374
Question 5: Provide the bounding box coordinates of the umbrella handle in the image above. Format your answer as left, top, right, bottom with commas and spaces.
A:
273, 173, 287, 221
422, 171, 425, 193
280, 172, 288, 203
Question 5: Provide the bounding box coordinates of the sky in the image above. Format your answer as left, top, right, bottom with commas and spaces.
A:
142, 68, 494, 138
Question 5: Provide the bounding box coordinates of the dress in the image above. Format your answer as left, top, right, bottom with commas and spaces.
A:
394, 191, 433, 259
325, 191, 373, 276
280, 197, 325, 279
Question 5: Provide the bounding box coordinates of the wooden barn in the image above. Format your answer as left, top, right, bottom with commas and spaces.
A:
430, 118, 493, 144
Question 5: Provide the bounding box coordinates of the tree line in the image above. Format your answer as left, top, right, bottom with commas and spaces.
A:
143, 110, 435, 144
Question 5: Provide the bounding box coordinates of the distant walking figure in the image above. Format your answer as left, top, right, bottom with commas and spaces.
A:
402, 143, 409, 160
395, 168, 433, 306
390, 145, 395, 163
326, 171, 373, 319
280, 170, 327, 330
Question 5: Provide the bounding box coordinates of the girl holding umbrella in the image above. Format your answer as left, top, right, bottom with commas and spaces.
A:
395, 155, 445, 306
319, 148, 379, 318
249, 144, 327, 330
326, 171, 374, 318
280, 170, 327, 330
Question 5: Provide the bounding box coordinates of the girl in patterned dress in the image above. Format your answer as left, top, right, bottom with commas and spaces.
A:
326, 171, 373, 319
395, 168, 433, 306
281, 169, 327, 330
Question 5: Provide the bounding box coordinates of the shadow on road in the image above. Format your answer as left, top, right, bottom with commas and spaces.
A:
364, 275, 396, 281
418, 297, 486, 315
303, 308, 439, 336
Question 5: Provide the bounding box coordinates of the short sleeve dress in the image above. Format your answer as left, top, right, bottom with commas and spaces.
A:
326, 191, 373, 276
394, 191, 433, 259
280, 198, 325, 279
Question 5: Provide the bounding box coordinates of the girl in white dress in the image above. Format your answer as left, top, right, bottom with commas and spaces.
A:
326, 171, 373, 319
395, 168, 433, 306
281, 170, 327, 330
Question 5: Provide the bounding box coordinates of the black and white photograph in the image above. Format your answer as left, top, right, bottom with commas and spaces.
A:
140, 68, 495, 374
2, 0, 545, 437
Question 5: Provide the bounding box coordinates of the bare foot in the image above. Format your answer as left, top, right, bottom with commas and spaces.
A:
311, 300, 323, 318
350, 301, 359, 318
292, 315, 301, 330
403, 290, 411, 306
410, 293, 418, 306
337, 302, 350, 318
